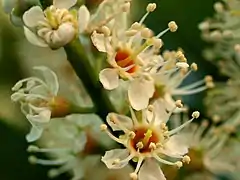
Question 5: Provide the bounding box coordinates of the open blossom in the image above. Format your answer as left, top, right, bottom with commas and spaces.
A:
28, 114, 114, 180
11, 66, 69, 142
92, 2, 213, 111
22, 0, 130, 49
23, 0, 85, 49
171, 114, 240, 180
101, 101, 200, 180
129, 50, 214, 111
92, 3, 173, 90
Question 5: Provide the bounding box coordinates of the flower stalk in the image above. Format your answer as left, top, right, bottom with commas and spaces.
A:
64, 39, 116, 119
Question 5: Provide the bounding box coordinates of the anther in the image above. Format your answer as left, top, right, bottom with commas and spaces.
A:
101, 26, 111, 36
27, 145, 39, 152
149, 142, 157, 150
190, 63, 198, 71
128, 131, 136, 139
214, 2, 224, 13
100, 124, 108, 131
182, 155, 191, 164
131, 22, 141, 30
168, 21, 178, 32
175, 161, 183, 168
28, 156, 37, 164
136, 142, 144, 149
153, 38, 163, 49
141, 28, 153, 39
146, 3, 157, 12
130, 172, 138, 180
175, 100, 183, 108
192, 111, 200, 119
176, 62, 189, 69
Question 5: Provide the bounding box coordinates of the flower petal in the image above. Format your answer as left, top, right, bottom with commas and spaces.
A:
91, 31, 111, 52
24, 27, 48, 47
26, 109, 51, 125
23, 6, 44, 27
56, 23, 76, 46
102, 149, 129, 169
106, 113, 133, 131
53, 0, 77, 9
162, 134, 189, 158
33, 66, 59, 95
99, 68, 119, 90
26, 126, 43, 142
139, 159, 166, 180
78, 5, 90, 33
128, 78, 155, 111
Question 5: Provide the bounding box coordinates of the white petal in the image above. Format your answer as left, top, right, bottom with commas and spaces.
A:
99, 68, 119, 90
139, 159, 166, 180
102, 149, 130, 169
26, 126, 43, 142
147, 100, 169, 125
53, 0, 77, 9
106, 113, 133, 131
162, 135, 189, 158
55, 23, 76, 46
91, 31, 111, 52
73, 131, 87, 153
29, 85, 49, 96
128, 78, 155, 111
24, 27, 48, 47
27, 109, 51, 124
23, 6, 44, 27
33, 66, 59, 95
78, 5, 90, 33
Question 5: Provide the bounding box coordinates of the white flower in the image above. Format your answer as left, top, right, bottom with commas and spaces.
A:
22, 0, 82, 49
101, 103, 199, 179
92, 3, 178, 92
172, 114, 240, 179
11, 66, 59, 142
128, 50, 213, 111
27, 114, 114, 180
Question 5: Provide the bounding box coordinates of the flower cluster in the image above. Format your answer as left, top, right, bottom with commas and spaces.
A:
7, 0, 213, 180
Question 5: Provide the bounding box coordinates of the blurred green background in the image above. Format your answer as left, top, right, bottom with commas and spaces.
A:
0, 0, 223, 179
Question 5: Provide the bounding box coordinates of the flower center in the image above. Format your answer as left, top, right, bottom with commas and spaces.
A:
41, 6, 78, 30
130, 127, 159, 153
115, 49, 138, 73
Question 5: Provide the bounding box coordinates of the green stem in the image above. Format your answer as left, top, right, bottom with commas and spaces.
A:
64, 40, 115, 120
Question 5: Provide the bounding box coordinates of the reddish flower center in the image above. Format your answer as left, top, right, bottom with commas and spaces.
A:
115, 49, 138, 73
131, 127, 159, 153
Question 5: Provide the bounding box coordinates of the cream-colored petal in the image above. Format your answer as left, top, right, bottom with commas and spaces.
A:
26, 109, 51, 124
147, 100, 169, 125
162, 135, 188, 158
102, 149, 130, 169
26, 126, 43, 142
23, 6, 44, 27
78, 5, 90, 33
128, 78, 155, 111
107, 113, 133, 131
33, 66, 59, 95
99, 68, 119, 90
53, 0, 77, 9
91, 31, 111, 52
139, 159, 166, 180
24, 27, 48, 47
56, 23, 76, 45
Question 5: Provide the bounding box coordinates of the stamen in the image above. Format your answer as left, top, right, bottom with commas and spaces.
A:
28, 156, 67, 165
100, 124, 125, 144
168, 111, 199, 135
27, 145, 69, 153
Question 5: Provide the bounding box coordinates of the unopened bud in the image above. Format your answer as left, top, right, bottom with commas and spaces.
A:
214, 2, 224, 13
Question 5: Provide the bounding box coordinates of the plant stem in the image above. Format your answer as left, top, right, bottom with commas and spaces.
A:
64, 40, 115, 120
